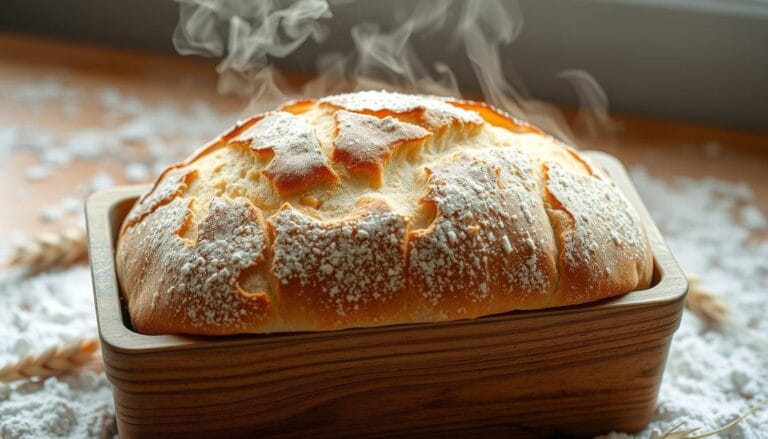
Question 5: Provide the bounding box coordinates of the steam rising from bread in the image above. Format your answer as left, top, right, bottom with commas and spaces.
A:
173, 0, 331, 101
172, 0, 615, 144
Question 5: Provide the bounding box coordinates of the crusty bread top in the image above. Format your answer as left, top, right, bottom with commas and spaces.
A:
116, 91, 653, 335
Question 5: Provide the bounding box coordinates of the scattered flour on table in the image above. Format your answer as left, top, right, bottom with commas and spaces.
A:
0, 267, 115, 438
0, 76, 236, 232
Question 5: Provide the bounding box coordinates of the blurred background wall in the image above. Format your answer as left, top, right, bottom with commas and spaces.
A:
1, 0, 766, 131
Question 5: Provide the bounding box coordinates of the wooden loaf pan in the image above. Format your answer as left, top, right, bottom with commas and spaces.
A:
86, 151, 687, 438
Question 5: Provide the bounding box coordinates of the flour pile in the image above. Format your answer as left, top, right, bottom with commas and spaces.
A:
1, 77, 766, 437
0, 268, 115, 438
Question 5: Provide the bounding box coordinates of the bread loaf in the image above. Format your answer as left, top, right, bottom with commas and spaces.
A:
116, 91, 653, 335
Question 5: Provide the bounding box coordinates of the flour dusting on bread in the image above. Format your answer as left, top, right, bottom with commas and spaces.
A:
321, 90, 483, 129
545, 163, 651, 301
332, 110, 431, 186
408, 149, 557, 319
116, 91, 653, 335
233, 111, 338, 196
124, 168, 197, 228
119, 196, 274, 333
270, 198, 408, 328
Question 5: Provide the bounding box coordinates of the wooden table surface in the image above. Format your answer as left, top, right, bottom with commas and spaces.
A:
0, 32, 766, 244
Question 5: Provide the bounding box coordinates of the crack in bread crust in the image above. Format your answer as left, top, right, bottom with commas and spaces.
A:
117, 90, 653, 335
117, 196, 275, 335
332, 110, 432, 187
122, 167, 198, 231
269, 198, 409, 330
232, 111, 339, 196
543, 163, 652, 304
407, 149, 558, 320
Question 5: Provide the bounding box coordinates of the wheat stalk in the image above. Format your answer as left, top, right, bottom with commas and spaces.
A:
661, 400, 767, 438
0, 338, 101, 382
685, 274, 768, 352
4, 227, 88, 272
686, 275, 729, 324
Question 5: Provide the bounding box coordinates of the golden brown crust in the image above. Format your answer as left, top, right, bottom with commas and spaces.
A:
269, 198, 410, 330
543, 162, 653, 305
407, 150, 558, 320
116, 90, 653, 335
117, 196, 277, 335
231, 111, 339, 196
332, 110, 431, 187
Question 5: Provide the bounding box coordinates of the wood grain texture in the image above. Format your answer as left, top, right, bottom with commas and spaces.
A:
86, 152, 687, 438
